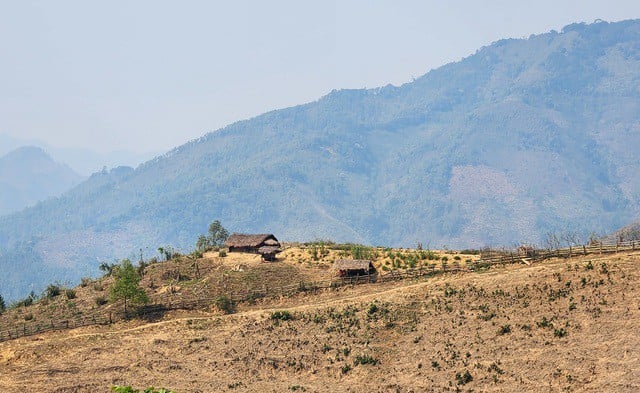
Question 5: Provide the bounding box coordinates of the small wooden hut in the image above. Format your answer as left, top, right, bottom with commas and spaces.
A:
334, 259, 374, 277
225, 233, 282, 261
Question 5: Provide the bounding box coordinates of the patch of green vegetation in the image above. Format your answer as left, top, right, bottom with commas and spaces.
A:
111, 386, 177, 393
271, 310, 293, 321
354, 354, 379, 366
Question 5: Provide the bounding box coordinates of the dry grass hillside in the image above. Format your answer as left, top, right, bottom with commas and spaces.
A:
1, 248, 639, 392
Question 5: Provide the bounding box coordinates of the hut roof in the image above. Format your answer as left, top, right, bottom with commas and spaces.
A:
258, 246, 282, 254
333, 259, 372, 272
225, 233, 279, 248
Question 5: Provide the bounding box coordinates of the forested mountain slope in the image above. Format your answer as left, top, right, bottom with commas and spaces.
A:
2, 19, 640, 300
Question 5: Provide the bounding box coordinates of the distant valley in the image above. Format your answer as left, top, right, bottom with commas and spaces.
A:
2, 19, 640, 301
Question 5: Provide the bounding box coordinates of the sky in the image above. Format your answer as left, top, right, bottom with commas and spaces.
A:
1, 1, 640, 154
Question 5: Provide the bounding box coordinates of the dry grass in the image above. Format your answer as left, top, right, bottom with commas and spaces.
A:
1, 251, 639, 392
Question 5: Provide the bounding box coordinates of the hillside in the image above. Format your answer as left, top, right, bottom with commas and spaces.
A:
2, 19, 640, 300
1, 250, 639, 392
0, 146, 83, 215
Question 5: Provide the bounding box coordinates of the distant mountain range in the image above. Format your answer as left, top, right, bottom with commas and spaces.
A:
2, 19, 640, 301
0, 133, 159, 176
0, 146, 83, 216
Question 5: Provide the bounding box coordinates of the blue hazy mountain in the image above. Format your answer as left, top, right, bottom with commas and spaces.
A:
0, 146, 83, 215
0, 133, 159, 176
2, 19, 640, 300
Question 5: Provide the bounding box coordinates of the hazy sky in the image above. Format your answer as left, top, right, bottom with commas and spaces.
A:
1, 1, 640, 154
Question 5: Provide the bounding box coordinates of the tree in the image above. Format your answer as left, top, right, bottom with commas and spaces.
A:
0, 293, 5, 313
196, 220, 229, 251
196, 234, 209, 252
208, 220, 229, 248
99, 262, 117, 277
109, 259, 149, 314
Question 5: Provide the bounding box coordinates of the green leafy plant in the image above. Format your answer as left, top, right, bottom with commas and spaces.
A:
498, 324, 511, 335
109, 259, 149, 314
271, 310, 293, 321
456, 370, 473, 385
554, 328, 567, 337
65, 289, 76, 299
213, 295, 234, 314
43, 284, 61, 299
354, 354, 379, 366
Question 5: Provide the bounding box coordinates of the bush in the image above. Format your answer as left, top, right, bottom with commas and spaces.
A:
12, 291, 35, 308
554, 328, 567, 338
537, 316, 552, 328
95, 296, 108, 306
498, 324, 511, 335
44, 284, 61, 299
214, 295, 234, 314
456, 370, 473, 385
111, 386, 177, 393
354, 354, 379, 366
0, 293, 5, 313
65, 289, 76, 299
270, 310, 293, 321
219, 250, 227, 257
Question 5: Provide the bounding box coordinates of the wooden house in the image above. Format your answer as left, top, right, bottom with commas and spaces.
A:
225, 233, 281, 261
334, 259, 374, 277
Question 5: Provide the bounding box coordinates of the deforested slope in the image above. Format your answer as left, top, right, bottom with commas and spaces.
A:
1, 252, 638, 392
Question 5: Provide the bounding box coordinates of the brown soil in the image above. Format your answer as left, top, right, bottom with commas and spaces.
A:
1, 251, 639, 392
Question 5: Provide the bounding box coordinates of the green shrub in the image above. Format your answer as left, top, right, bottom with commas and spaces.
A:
456, 370, 473, 385
95, 296, 108, 306
498, 324, 511, 335
214, 295, 234, 314
111, 386, 177, 393
44, 284, 61, 299
537, 316, 552, 328
65, 289, 76, 299
354, 354, 379, 366
554, 328, 567, 338
270, 310, 293, 321
12, 291, 35, 308
219, 250, 227, 257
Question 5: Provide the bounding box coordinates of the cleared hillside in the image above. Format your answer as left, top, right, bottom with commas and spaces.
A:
1, 250, 639, 392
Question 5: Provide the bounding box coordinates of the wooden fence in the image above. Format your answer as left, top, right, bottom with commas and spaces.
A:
0, 265, 459, 343
476, 240, 640, 267
1, 240, 637, 343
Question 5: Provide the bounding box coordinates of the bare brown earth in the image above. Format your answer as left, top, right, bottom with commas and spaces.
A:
1, 250, 640, 392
